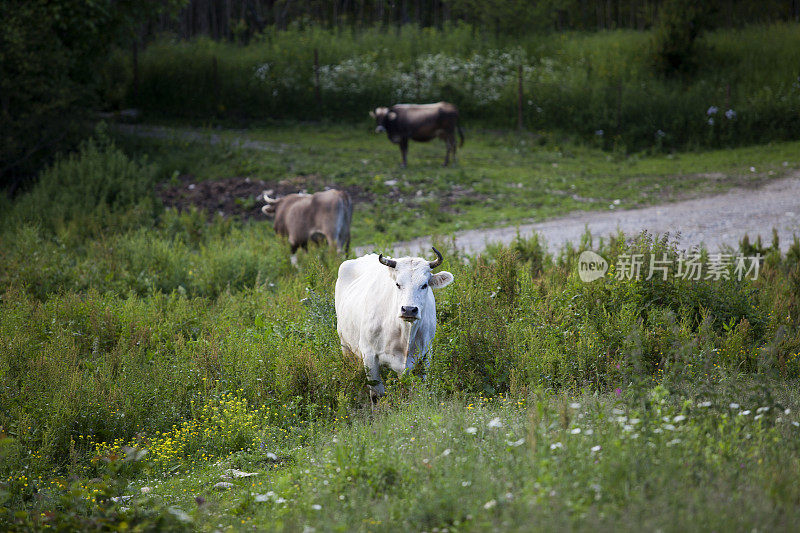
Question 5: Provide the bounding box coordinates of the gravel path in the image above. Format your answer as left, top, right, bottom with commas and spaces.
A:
115, 124, 295, 153
362, 173, 800, 256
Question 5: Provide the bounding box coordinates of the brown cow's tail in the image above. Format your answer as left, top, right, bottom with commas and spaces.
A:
337, 191, 353, 255
457, 124, 465, 147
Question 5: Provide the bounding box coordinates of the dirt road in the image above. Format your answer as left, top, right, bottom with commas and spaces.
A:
361, 173, 800, 256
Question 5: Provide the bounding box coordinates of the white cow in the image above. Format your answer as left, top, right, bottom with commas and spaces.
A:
335, 247, 454, 402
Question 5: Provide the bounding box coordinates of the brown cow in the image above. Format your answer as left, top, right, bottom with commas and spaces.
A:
261, 189, 352, 254
370, 102, 464, 167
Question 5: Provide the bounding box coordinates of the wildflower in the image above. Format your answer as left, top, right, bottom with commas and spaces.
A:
506, 438, 525, 447
663, 424, 676, 431
612, 408, 624, 415
595, 129, 604, 136
756, 407, 769, 414
584, 429, 594, 435
462, 481, 472, 487
570, 428, 581, 434
487, 417, 503, 429
550, 442, 563, 450
666, 438, 682, 446
750, 167, 756, 173
483, 499, 497, 510
739, 410, 751, 416
725, 109, 736, 119
729, 403, 740, 409
655, 129, 666, 138
785, 408, 792, 415
441, 448, 452, 456
591, 445, 602, 453
465, 427, 478, 434
673, 415, 686, 423
698, 401, 712, 408
707, 106, 718, 115
614, 388, 622, 396
708, 118, 715, 126
569, 402, 581, 409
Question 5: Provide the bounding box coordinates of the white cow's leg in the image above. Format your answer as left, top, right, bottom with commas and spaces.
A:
364, 353, 384, 404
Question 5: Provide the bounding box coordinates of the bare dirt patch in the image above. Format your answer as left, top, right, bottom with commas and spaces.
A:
157, 175, 479, 220
157, 174, 371, 221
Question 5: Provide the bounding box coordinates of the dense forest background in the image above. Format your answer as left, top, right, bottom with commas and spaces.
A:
3, 0, 800, 191
155, 0, 799, 39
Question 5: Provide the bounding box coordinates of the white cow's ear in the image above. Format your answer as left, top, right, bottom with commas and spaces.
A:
429, 271, 453, 289
387, 111, 397, 120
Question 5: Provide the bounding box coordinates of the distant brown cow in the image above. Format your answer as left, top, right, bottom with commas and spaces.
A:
261, 189, 352, 254
370, 102, 464, 167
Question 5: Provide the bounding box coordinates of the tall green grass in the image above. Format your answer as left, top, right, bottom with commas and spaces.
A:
3, 135, 800, 528
125, 23, 800, 150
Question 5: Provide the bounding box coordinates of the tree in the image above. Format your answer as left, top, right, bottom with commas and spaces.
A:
0, 0, 185, 193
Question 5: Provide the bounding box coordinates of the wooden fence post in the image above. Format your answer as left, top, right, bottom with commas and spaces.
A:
314, 48, 322, 109
132, 39, 139, 104
517, 64, 524, 130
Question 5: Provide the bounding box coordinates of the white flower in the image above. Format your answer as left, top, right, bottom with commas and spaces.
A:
441, 448, 452, 456
550, 442, 563, 450
591, 445, 602, 452
708, 117, 715, 126
707, 105, 719, 115
698, 401, 712, 408
629, 418, 640, 425
673, 415, 686, 423
750, 167, 756, 173
725, 109, 736, 119
584, 428, 594, 435
666, 438, 682, 446
483, 499, 497, 510
663, 424, 676, 431
792, 421, 799, 427
487, 417, 503, 429
729, 403, 740, 409
612, 408, 624, 415
785, 408, 791, 415
311, 504, 322, 510
462, 481, 472, 487
465, 426, 478, 434
739, 410, 751, 416
570, 428, 581, 434
756, 407, 770, 414
595, 129, 604, 136
506, 438, 525, 447
569, 402, 581, 409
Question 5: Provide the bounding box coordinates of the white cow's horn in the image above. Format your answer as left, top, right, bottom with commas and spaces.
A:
429, 247, 443, 269
378, 254, 397, 269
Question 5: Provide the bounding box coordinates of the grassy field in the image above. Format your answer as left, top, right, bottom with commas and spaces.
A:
3, 128, 800, 530
117, 122, 800, 245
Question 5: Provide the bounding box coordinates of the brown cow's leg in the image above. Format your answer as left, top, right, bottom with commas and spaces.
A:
400, 138, 408, 167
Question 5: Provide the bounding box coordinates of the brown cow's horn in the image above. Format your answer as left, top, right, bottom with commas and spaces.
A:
378, 254, 397, 269
429, 247, 443, 269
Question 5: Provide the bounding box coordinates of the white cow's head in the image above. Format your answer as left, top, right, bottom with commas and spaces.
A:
378, 247, 454, 322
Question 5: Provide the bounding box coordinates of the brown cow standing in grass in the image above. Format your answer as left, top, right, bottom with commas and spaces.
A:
370, 102, 464, 167
261, 189, 352, 255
